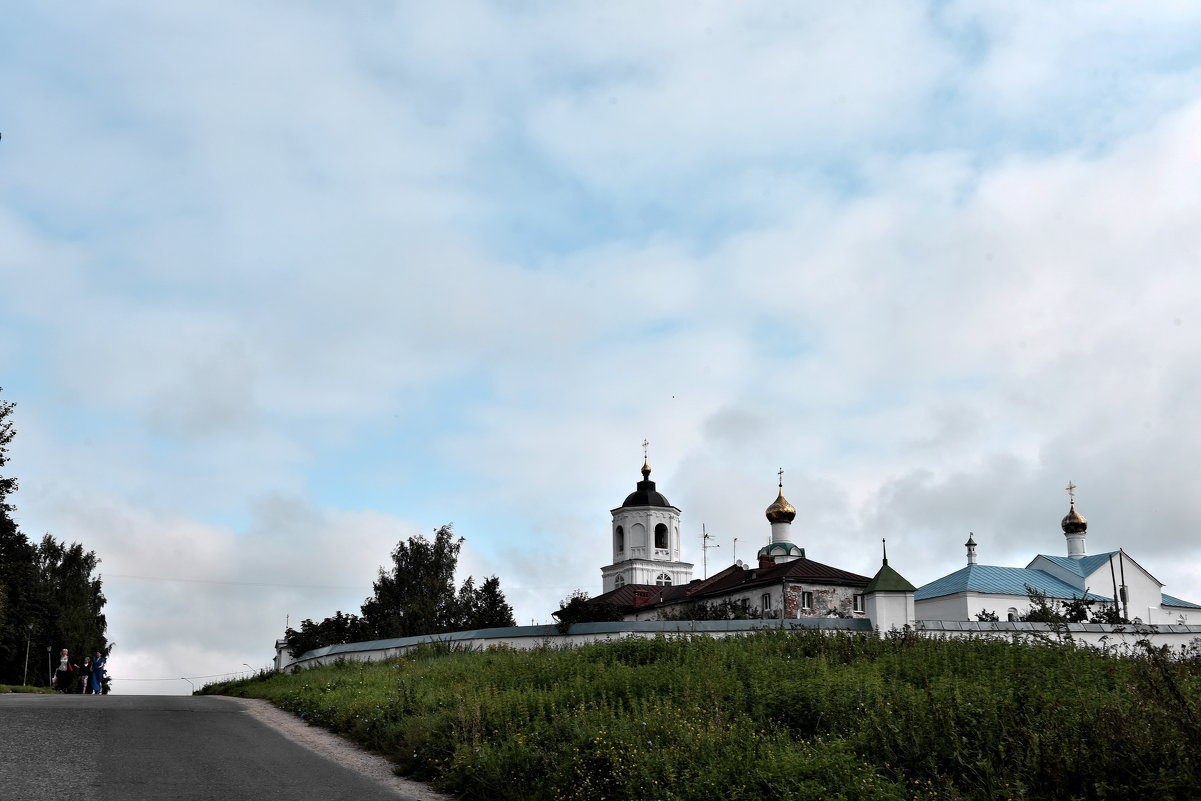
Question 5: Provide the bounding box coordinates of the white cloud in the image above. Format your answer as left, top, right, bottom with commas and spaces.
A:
2, 3, 1201, 690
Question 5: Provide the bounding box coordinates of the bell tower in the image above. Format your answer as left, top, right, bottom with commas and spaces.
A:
600, 445, 693, 592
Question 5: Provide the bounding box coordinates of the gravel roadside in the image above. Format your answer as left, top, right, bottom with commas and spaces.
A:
233, 697, 454, 801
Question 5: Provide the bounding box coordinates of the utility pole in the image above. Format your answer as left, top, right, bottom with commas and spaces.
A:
701, 524, 720, 579
23, 625, 32, 687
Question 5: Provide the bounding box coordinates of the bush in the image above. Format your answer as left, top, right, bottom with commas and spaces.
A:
202, 631, 1201, 800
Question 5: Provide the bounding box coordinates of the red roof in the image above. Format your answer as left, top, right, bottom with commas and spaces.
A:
595, 558, 870, 612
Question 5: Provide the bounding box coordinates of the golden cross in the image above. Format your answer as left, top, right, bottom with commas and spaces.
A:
1065, 481, 1077, 503
642, 439, 649, 460
778, 467, 784, 487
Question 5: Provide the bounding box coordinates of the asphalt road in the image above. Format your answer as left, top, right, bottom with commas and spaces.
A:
0, 693, 430, 800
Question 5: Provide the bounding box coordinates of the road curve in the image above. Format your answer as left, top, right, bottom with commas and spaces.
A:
0, 694, 449, 801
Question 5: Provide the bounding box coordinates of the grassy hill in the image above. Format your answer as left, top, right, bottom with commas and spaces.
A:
203, 630, 1201, 801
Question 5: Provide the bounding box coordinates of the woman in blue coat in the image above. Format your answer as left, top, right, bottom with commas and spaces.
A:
89, 652, 106, 694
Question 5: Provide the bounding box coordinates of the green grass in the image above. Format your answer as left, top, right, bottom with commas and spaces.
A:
0, 684, 57, 693
203, 631, 1201, 801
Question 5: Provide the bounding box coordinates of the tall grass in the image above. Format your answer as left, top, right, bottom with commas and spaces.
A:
203, 632, 1201, 800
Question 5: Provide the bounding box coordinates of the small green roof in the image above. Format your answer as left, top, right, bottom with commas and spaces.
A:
864, 559, 915, 593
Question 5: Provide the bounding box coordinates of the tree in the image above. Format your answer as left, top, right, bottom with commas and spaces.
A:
0, 517, 45, 683
452, 575, 516, 630
553, 590, 626, 633
38, 534, 108, 661
0, 388, 109, 685
0, 387, 17, 512
657, 598, 765, 621
357, 524, 515, 640
285, 524, 518, 657
0, 388, 46, 683
468, 575, 516, 629
284, 610, 369, 658
1018, 585, 1122, 625
361, 524, 464, 639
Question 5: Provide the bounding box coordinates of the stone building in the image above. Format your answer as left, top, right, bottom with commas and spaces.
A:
594, 459, 876, 621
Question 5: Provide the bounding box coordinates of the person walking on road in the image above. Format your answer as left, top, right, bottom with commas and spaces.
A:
90, 652, 107, 695
80, 656, 92, 693
53, 648, 74, 692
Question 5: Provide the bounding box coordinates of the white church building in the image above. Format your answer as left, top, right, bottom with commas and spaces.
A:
277, 467, 1201, 671
594, 459, 892, 623
594, 461, 1198, 629
914, 486, 1200, 625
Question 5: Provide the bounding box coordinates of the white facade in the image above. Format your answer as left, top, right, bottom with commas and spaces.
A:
601, 461, 693, 593
915, 493, 1200, 625
866, 590, 916, 632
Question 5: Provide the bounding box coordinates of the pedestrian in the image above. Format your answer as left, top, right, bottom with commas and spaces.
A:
80, 656, 92, 693
90, 652, 107, 695
53, 648, 73, 692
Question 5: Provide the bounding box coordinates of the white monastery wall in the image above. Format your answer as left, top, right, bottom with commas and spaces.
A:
277, 618, 1201, 672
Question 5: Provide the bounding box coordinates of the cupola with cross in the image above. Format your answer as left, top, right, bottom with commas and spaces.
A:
1062, 481, 1088, 558
600, 441, 694, 593
758, 468, 804, 567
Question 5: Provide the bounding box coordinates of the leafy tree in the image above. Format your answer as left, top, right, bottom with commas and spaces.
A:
289, 525, 517, 656
1090, 602, 1127, 624
0, 388, 16, 512
975, 609, 1000, 622
0, 389, 47, 683
553, 590, 627, 633
0, 517, 45, 683
658, 598, 765, 622
0, 388, 109, 685
38, 534, 108, 660
1018, 586, 1122, 625
1019, 586, 1070, 623
284, 610, 369, 658
452, 575, 517, 630
361, 524, 465, 639
469, 575, 516, 629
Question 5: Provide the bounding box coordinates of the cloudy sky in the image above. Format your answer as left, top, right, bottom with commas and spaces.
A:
3, 2, 1201, 693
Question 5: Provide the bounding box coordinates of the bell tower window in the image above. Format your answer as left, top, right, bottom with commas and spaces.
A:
614, 574, 625, 588
615, 525, 624, 553
654, 523, 668, 550
655, 572, 672, 586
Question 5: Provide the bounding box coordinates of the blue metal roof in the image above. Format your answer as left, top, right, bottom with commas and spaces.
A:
915, 564, 1112, 602
1162, 593, 1201, 609
1032, 551, 1119, 578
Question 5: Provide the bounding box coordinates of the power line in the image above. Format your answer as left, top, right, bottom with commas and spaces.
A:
108, 573, 362, 590
113, 671, 256, 682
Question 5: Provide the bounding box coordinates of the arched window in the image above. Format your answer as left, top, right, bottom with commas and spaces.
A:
656, 572, 672, 586
1007, 608, 1018, 622
614, 574, 625, 588
654, 523, 668, 550
615, 525, 624, 552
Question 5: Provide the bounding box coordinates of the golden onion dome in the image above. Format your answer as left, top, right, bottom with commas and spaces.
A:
765, 487, 797, 524
1061, 500, 1087, 534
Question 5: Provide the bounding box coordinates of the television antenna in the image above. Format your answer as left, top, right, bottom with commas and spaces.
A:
701, 524, 720, 578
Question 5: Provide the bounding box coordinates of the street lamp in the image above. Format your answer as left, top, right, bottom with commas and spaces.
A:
181, 677, 195, 694
46, 646, 51, 685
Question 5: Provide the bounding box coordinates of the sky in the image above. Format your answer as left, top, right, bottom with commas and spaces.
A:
3, 1, 1201, 694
